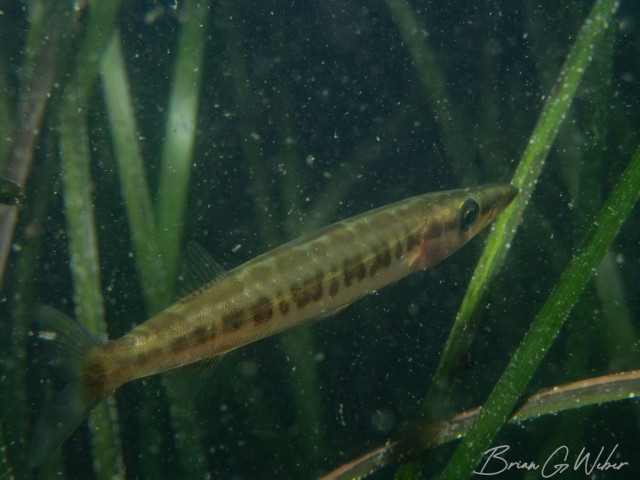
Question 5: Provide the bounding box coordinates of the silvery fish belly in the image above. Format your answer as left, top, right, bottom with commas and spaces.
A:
29, 183, 517, 468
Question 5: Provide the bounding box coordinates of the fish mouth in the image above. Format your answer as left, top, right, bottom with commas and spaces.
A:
482, 183, 518, 213
466, 183, 518, 233
503, 184, 519, 204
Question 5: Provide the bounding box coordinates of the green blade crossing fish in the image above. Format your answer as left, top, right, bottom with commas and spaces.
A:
29, 183, 517, 467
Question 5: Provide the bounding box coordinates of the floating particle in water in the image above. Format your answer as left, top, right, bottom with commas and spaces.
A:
370, 408, 396, 433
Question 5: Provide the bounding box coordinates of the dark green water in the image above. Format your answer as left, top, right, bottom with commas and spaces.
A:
1, 1, 639, 479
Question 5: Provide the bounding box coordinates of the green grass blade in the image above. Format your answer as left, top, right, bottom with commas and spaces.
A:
100, 31, 165, 313
156, 0, 210, 292
385, 0, 477, 184
430, 0, 620, 392
70, 0, 124, 105
154, 2, 211, 478
512, 370, 640, 423
321, 370, 640, 480
594, 251, 640, 369
441, 143, 640, 479
55, 1, 124, 477
102, 5, 212, 477
58, 106, 125, 480
0, 0, 63, 287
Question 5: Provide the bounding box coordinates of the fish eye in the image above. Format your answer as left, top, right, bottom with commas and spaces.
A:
458, 198, 480, 232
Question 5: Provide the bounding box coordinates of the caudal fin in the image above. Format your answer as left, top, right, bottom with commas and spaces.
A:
28, 306, 105, 469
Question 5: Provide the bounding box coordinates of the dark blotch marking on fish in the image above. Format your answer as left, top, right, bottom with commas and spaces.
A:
223, 309, 244, 331
369, 245, 392, 277
252, 296, 274, 325
441, 215, 458, 235
136, 351, 151, 365
329, 277, 340, 297
135, 347, 164, 366
356, 262, 366, 280
291, 270, 325, 308
170, 334, 193, 353
424, 220, 443, 240
192, 326, 207, 340
83, 358, 108, 396
343, 255, 366, 287
147, 347, 164, 360
394, 240, 403, 259
406, 232, 420, 252
191, 325, 217, 345
279, 299, 290, 316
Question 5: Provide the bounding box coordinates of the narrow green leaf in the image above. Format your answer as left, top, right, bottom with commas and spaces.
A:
101, 31, 165, 313
59, 106, 125, 480
320, 371, 640, 480
431, 0, 620, 394
153, 2, 212, 478
156, 0, 210, 292
441, 143, 640, 479
55, 1, 125, 477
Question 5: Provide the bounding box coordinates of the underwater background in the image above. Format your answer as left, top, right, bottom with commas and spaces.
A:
1, 0, 639, 479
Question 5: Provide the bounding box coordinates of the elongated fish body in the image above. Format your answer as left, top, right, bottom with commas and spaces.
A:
92, 183, 517, 392
30, 183, 517, 467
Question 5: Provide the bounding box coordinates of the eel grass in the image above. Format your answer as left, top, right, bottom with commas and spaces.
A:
0, 0, 636, 479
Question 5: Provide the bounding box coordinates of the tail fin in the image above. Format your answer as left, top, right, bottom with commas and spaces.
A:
28, 306, 105, 469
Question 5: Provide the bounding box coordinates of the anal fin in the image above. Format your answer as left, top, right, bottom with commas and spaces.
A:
162, 354, 223, 401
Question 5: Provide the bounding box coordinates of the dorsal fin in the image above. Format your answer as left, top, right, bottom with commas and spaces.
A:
167, 242, 227, 396
176, 242, 227, 298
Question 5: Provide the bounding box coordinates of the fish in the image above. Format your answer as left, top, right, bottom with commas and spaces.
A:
28, 183, 517, 467
0, 175, 23, 206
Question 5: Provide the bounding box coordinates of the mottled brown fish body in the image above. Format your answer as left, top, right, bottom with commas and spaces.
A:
91, 184, 517, 393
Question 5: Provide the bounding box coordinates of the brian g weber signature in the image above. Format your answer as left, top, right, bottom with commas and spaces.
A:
474, 444, 629, 477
